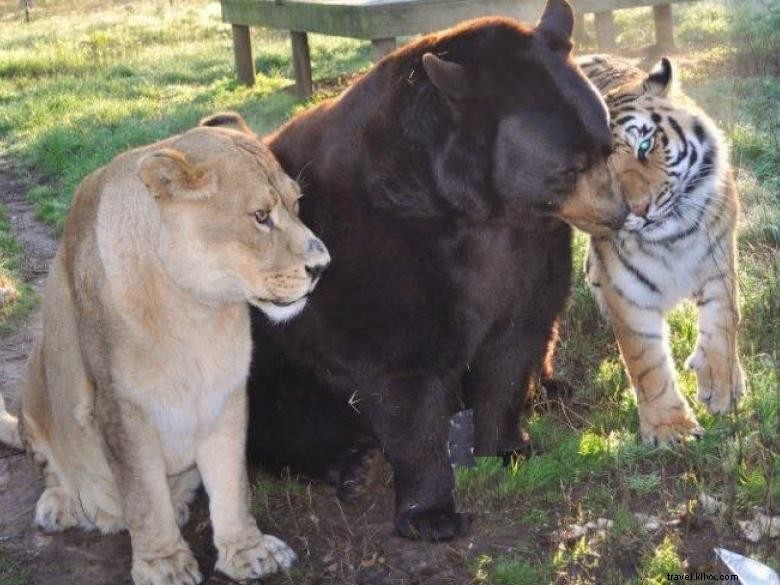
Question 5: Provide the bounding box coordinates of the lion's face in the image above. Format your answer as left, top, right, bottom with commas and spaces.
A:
138, 128, 330, 323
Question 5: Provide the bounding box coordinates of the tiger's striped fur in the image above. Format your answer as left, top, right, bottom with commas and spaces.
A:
578, 54, 744, 445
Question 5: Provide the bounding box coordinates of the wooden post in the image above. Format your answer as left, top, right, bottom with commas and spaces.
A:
21, 0, 32, 23
291, 31, 313, 99
653, 4, 675, 51
594, 11, 616, 51
371, 37, 397, 63
232, 24, 256, 86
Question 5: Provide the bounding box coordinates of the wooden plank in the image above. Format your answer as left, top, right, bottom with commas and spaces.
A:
221, 0, 697, 40
221, 0, 545, 38
371, 37, 397, 62
653, 3, 675, 50
594, 10, 616, 50
291, 31, 314, 99
232, 24, 256, 86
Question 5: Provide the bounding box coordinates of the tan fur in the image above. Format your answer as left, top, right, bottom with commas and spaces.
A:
556, 160, 628, 235
2, 120, 330, 584
580, 55, 744, 445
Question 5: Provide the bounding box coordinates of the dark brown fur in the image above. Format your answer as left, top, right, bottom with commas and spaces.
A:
223, 1, 620, 541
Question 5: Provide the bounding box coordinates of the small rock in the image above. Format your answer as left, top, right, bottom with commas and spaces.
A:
559, 518, 613, 542
699, 492, 726, 516
739, 511, 780, 542
634, 513, 662, 531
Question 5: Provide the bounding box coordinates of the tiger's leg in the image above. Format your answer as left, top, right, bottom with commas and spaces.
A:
687, 268, 744, 414
585, 244, 610, 319
609, 304, 701, 445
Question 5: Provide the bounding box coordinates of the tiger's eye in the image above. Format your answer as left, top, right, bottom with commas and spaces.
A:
637, 138, 653, 160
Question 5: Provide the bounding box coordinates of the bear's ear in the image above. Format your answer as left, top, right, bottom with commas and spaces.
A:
537, 0, 574, 54
138, 149, 217, 201
199, 111, 254, 136
643, 57, 675, 97
422, 53, 475, 101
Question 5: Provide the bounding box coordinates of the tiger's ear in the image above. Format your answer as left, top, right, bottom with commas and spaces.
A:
643, 57, 675, 97
199, 111, 254, 136
138, 148, 217, 201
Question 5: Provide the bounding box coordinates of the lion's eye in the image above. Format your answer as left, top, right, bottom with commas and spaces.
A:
637, 137, 654, 160
254, 209, 273, 228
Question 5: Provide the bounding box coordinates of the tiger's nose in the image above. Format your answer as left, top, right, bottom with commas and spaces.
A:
631, 200, 650, 217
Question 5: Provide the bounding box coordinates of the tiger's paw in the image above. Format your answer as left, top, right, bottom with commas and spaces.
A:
638, 405, 702, 447
686, 350, 745, 414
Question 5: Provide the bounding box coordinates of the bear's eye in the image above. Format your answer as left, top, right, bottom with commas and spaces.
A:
254, 209, 273, 228
637, 137, 654, 160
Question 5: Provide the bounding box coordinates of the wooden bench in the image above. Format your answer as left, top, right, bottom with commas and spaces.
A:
220, 0, 694, 98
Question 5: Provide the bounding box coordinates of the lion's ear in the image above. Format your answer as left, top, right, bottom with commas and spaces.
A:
138, 149, 217, 201
199, 111, 254, 136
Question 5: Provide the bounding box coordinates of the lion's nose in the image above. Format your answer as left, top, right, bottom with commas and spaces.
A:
305, 262, 328, 280
307, 238, 327, 254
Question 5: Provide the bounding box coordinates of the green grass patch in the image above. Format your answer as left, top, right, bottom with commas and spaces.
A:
0, 203, 36, 333
0, 0, 370, 231
0, 551, 30, 585
474, 554, 552, 585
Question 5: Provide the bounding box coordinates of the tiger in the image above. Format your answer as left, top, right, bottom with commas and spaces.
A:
577, 54, 744, 446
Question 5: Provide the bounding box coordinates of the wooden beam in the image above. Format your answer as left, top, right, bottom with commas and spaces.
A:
371, 37, 397, 63
221, 0, 696, 41
653, 4, 675, 50
594, 10, 616, 51
232, 24, 255, 86
291, 31, 313, 100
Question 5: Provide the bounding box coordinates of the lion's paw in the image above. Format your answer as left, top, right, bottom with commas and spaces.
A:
131, 548, 202, 585
216, 533, 297, 580
639, 405, 702, 447
173, 501, 190, 528
35, 487, 81, 532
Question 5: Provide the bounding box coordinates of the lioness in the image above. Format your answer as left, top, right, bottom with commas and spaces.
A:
0, 119, 330, 584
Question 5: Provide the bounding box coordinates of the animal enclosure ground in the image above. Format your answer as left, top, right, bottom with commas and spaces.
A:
0, 0, 777, 583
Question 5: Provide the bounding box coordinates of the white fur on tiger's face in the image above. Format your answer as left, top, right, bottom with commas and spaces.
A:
577, 54, 745, 447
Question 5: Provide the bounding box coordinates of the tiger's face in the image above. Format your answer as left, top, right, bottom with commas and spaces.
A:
605, 58, 724, 238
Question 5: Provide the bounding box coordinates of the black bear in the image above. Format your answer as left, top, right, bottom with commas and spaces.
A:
205, 0, 626, 542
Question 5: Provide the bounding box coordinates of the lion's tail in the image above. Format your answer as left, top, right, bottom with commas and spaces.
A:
0, 393, 22, 449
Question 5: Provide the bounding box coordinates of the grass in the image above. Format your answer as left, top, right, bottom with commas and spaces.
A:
0, 203, 35, 333
0, 552, 30, 585
0, 0, 777, 583
0, 1, 371, 229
